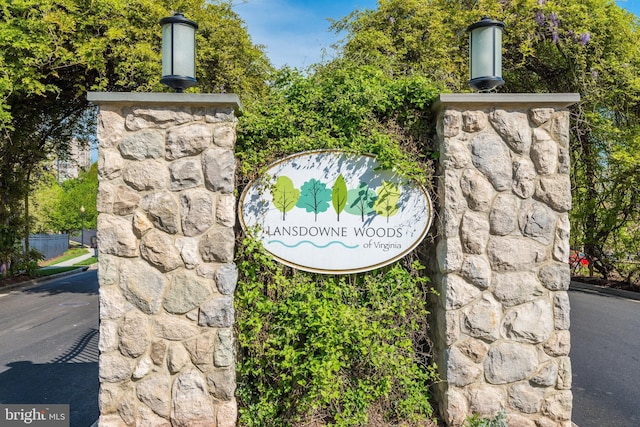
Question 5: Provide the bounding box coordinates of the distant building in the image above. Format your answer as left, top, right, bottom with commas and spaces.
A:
56, 138, 91, 182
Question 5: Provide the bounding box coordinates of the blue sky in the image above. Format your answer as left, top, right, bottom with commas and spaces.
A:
233, 0, 640, 70
233, 0, 378, 69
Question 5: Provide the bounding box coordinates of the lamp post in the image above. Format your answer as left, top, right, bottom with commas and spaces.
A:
160, 12, 198, 92
467, 16, 505, 92
80, 205, 85, 249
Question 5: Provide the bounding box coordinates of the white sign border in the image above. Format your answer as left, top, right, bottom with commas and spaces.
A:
238, 150, 434, 274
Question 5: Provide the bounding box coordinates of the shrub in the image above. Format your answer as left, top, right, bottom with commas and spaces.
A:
235, 237, 438, 426
465, 410, 508, 427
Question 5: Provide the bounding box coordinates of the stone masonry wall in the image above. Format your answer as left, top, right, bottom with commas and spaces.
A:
94, 98, 239, 426
432, 97, 575, 427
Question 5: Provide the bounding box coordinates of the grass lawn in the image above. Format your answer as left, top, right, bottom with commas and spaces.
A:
32, 266, 82, 277
40, 248, 90, 267
74, 257, 97, 266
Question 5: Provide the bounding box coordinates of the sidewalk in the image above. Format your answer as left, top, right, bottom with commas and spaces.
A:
0, 252, 94, 294
41, 250, 96, 269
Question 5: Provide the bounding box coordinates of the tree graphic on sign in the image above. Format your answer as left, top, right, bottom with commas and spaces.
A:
332, 174, 348, 221
345, 182, 377, 222
272, 176, 300, 221
373, 181, 401, 222
296, 178, 332, 221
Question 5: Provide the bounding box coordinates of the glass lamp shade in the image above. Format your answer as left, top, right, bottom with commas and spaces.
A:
160, 12, 198, 92
467, 17, 505, 92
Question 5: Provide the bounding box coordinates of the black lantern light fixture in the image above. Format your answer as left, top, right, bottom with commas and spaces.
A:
160, 12, 198, 92
467, 16, 505, 92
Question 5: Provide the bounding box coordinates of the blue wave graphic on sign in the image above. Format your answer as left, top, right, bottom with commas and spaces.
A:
268, 240, 359, 249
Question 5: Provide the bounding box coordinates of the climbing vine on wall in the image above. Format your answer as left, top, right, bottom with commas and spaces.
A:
234, 62, 441, 426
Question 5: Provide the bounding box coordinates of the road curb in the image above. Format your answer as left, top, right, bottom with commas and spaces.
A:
0, 267, 90, 294
570, 280, 640, 301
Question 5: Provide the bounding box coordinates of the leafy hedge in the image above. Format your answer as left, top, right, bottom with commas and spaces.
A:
234, 63, 441, 426
236, 238, 437, 426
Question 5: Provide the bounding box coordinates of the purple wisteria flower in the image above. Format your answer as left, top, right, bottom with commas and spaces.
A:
549, 12, 560, 26
580, 32, 591, 46
535, 12, 546, 25
538, 0, 546, 4
552, 31, 559, 44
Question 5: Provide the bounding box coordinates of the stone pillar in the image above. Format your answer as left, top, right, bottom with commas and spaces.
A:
88, 92, 241, 427
431, 94, 579, 427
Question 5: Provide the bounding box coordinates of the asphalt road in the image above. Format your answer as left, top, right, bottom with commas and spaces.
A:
1, 272, 638, 427
569, 288, 640, 427
0, 270, 99, 427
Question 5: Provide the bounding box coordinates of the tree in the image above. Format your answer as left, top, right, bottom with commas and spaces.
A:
345, 182, 378, 222
57, 164, 98, 234
335, 0, 640, 280
0, 0, 270, 261
30, 163, 98, 234
295, 179, 332, 222
272, 176, 300, 221
373, 181, 400, 222
29, 172, 63, 234
332, 174, 348, 221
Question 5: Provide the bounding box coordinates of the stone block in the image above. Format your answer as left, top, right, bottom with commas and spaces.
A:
199, 226, 235, 263
215, 263, 238, 295
98, 215, 139, 258
136, 372, 171, 418
163, 270, 213, 315
118, 129, 164, 160
119, 260, 168, 314
443, 274, 482, 310
199, 296, 235, 327
489, 193, 519, 235
471, 132, 513, 191
166, 123, 212, 160
447, 346, 482, 387
512, 158, 537, 199
213, 123, 236, 148
509, 382, 544, 414
460, 168, 495, 212
493, 271, 545, 307
502, 299, 554, 344
140, 230, 183, 272
118, 310, 150, 358
180, 189, 214, 237
183, 333, 215, 372
489, 109, 532, 154
461, 294, 501, 342
141, 192, 180, 234
535, 175, 572, 212
153, 314, 201, 341
99, 353, 133, 383
206, 368, 236, 401
169, 158, 203, 191
170, 369, 215, 426
484, 342, 538, 384
214, 328, 235, 367
461, 211, 490, 254
202, 147, 235, 193
99, 149, 123, 179
123, 160, 168, 191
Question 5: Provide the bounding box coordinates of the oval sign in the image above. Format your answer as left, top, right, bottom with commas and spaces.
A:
239, 150, 434, 274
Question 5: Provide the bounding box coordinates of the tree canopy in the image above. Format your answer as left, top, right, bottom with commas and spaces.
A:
332, 0, 640, 280
0, 0, 271, 267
